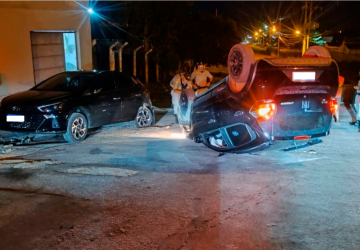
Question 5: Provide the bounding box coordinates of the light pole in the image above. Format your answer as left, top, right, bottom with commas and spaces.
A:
277, 19, 281, 57
296, 30, 309, 55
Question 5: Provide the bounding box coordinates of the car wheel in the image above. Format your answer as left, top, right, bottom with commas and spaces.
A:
63, 113, 88, 143
303, 46, 331, 58
227, 44, 255, 93
135, 106, 153, 128
178, 89, 196, 126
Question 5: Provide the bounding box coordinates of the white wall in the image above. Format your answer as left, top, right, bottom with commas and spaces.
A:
0, 1, 92, 97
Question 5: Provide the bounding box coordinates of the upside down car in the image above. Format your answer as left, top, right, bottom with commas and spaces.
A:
177, 45, 339, 152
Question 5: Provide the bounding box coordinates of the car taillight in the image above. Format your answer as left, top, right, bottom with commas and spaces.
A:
250, 100, 277, 122
294, 135, 310, 140
329, 98, 338, 115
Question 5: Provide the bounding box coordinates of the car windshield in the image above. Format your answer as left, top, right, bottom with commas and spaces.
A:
32, 72, 95, 92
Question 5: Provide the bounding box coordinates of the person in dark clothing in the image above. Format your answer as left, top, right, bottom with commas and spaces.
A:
343, 88, 357, 125
341, 70, 359, 125
354, 70, 360, 129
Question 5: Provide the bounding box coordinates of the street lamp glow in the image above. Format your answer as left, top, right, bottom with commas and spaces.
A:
272, 26, 276, 32
296, 30, 300, 34
88, 8, 94, 14
255, 32, 258, 36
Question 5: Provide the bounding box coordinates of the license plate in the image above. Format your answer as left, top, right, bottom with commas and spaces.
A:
7, 114, 25, 122
292, 71, 316, 82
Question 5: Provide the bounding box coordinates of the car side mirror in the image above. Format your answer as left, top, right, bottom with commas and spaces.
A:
93, 88, 102, 94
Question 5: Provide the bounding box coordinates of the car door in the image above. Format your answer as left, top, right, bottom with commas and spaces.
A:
87, 72, 119, 126
113, 72, 143, 121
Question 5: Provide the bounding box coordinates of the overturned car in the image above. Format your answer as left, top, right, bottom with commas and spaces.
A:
177, 45, 339, 152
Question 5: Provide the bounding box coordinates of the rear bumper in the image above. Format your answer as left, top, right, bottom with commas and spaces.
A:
274, 131, 329, 140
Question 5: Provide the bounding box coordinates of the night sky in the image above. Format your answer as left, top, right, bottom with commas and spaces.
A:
192, 1, 360, 36
90, 1, 360, 39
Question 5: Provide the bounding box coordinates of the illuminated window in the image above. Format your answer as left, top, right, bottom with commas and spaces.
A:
63, 33, 78, 71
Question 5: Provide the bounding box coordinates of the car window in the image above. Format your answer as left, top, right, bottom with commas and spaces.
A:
32, 72, 94, 92
91, 72, 116, 93
114, 72, 134, 89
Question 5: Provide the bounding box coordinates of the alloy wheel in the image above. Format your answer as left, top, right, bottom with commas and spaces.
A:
136, 108, 151, 127
71, 117, 87, 140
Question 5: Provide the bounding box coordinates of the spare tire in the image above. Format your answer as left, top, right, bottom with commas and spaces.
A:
227, 44, 255, 93
177, 89, 196, 126
303, 46, 331, 59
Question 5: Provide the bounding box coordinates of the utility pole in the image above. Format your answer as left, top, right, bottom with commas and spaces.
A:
307, 1, 313, 49
277, 19, 281, 57
302, 1, 308, 55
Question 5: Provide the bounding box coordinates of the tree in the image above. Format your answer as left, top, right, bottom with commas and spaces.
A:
100, 2, 241, 81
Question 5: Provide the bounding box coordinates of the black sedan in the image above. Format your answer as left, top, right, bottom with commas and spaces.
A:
177, 45, 339, 152
0, 70, 154, 143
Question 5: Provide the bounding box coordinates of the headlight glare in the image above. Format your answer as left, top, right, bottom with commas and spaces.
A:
37, 102, 64, 113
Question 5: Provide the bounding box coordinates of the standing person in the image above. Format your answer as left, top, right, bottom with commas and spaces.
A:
334, 75, 344, 123
170, 72, 192, 123
343, 75, 357, 125
354, 70, 360, 127
190, 62, 213, 96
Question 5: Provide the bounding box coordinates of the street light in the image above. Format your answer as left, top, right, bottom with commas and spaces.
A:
87, 8, 94, 14
293, 30, 309, 55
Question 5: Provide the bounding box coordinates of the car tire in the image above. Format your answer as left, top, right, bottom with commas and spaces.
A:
303, 46, 331, 59
227, 44, 255, 93
63, 112, 88, 143
135, 106, 154, 128
178, 89, 196, 126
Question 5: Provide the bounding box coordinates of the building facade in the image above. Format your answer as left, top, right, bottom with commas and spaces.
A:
0, 1, 92, 98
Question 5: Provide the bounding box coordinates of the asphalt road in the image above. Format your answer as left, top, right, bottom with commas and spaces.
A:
0, 105, 359, 250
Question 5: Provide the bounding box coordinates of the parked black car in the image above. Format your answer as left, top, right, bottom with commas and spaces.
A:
178, 45, 339, 153
0, 70, 154, 143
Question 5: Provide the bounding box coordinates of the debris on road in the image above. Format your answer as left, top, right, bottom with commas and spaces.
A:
56, 167, 138, 177
0, 144, 12, 154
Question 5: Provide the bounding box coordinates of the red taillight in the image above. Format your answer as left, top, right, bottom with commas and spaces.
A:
329, 98, 338, 115
250, 100, 277, 122
258, 103, 276, 119
294, 135, 310, 140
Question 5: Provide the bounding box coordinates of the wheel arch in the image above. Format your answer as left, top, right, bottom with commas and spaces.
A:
66, 106, 92, 128
142, 102, 155, 124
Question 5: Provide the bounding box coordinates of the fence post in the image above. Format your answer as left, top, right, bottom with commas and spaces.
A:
109, 41, 120, 71
145, 49, 153, 84
118, 42, 128, 72
133, 45, 143, 76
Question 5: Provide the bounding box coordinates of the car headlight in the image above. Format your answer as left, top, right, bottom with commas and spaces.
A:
37, 102, 65, 113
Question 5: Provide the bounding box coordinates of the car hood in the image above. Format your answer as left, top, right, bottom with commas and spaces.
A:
1, 90, 78, 107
